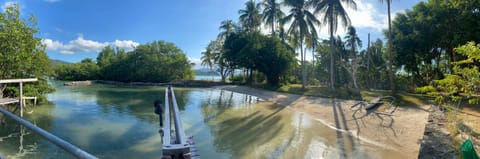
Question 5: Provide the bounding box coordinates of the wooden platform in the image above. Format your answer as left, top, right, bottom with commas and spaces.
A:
0, 98, 19, 105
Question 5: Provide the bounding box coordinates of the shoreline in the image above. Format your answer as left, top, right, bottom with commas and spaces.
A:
217, 85, 431, 159
63, 80, 229, 87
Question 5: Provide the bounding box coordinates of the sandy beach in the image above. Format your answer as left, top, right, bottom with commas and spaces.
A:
217, 85, 431, 159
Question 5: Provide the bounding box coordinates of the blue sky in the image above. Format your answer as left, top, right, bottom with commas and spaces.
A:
1, 0, 424, 68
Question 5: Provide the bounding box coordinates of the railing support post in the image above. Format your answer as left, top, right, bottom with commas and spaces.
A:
19, 82, 23, 117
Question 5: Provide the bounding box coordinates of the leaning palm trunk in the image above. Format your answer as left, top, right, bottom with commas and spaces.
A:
387, 0, 395, 95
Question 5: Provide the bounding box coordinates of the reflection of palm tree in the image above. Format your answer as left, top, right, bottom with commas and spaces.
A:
378, 0, 395, 95
309, 0, 356, 90
239, 0, 262, 32
284, 0, 320, 90
261, 0, 284, 36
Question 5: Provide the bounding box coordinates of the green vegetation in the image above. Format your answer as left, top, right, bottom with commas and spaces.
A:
54, 41, 194, 83
417, 42, 480, 105
200, 0, 478, 103
0, 4, 54, 102
224, 32, 295, 86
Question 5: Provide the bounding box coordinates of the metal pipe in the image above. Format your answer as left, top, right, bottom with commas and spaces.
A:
0, 108, 97, 159
163, 87, 171, 145
162, 86, 190, 157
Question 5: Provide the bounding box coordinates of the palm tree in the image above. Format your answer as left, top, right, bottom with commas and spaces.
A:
201, 43, 215, 79
306, 32, 319, 79
343, 26, 362, 88
309, 0, 356, 90
261, 0, 285, 36
284, 0, 320, 90
344, 26, 362, 55
239, 0, 262, 32
218, 20, 237, 40
378, 0, 395, 95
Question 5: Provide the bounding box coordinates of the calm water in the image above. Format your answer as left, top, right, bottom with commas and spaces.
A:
194, 75, 221, 81
0, 81, 386, 159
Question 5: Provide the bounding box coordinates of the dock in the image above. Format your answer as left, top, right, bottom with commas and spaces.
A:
0, 78, 38, 117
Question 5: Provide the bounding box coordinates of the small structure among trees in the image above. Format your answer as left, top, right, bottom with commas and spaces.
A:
0, 4, 54, 103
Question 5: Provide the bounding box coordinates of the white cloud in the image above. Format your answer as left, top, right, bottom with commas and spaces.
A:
315, 0, 388, 37
111, 40, 139, 50
60, 36, 106, 54
41, 39, 63, 50
2, 1, 16, 11
42, 35, 140, 54
188, 57, 202, 69
347, 1, 387, 30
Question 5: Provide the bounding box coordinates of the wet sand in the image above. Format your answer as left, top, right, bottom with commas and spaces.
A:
217, 85, 431, 159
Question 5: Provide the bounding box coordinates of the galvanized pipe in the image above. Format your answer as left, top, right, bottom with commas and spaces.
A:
162, 86, 190, 157
0, 108, 97, 159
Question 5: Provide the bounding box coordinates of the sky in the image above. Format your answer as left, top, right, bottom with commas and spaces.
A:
1, 0, 424, 68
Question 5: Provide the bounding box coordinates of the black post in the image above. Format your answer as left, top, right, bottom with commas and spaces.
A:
154, 99, 163, 127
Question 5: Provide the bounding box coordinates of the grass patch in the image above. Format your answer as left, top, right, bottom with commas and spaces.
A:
270, 84, 362, 100
257, 84, 435, 108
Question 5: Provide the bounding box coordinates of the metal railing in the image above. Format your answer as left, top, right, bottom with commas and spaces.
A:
162, 86, 190, 156
0, 108, 97, 159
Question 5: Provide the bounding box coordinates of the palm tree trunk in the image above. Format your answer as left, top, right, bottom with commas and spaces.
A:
301, 40, 306, 90
272, 19, 276, 36
387, 0, 395, 95
329, 23, 335, 91
312, 45, 315, 82
367, 33, 371, 89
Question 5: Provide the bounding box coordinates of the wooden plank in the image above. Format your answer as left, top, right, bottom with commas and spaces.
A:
0, 98, 19, 105
0, 78, 38, 84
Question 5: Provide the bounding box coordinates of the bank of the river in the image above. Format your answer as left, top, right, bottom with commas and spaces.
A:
64, 80, 229, 87
218, 85, 431, 159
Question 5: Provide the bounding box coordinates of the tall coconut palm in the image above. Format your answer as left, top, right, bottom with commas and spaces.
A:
201, 43, 215, 79
308, 0, 356, 90
218, 20, 237, 40
344, 26, 362, 55
378, 0, 395, 95
261, 0, 285, 36
239, 0, 262, 32
343, 26, 362, 88
284, 0, 320, 90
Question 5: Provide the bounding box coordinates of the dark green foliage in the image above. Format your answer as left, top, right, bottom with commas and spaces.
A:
224, 32, 295, 86
391, 0, 480, 88
417, 42, 480, 105
54, 41, 194, 83
0, 4, 54, 102
54, 58, 99, 80
257, 35, 296, 85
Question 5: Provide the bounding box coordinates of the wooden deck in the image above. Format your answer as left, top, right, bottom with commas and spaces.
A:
0, 98, 19, 105
0, 78, 38, 117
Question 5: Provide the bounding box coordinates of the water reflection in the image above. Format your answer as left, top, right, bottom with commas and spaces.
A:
1, 82, 393, 159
